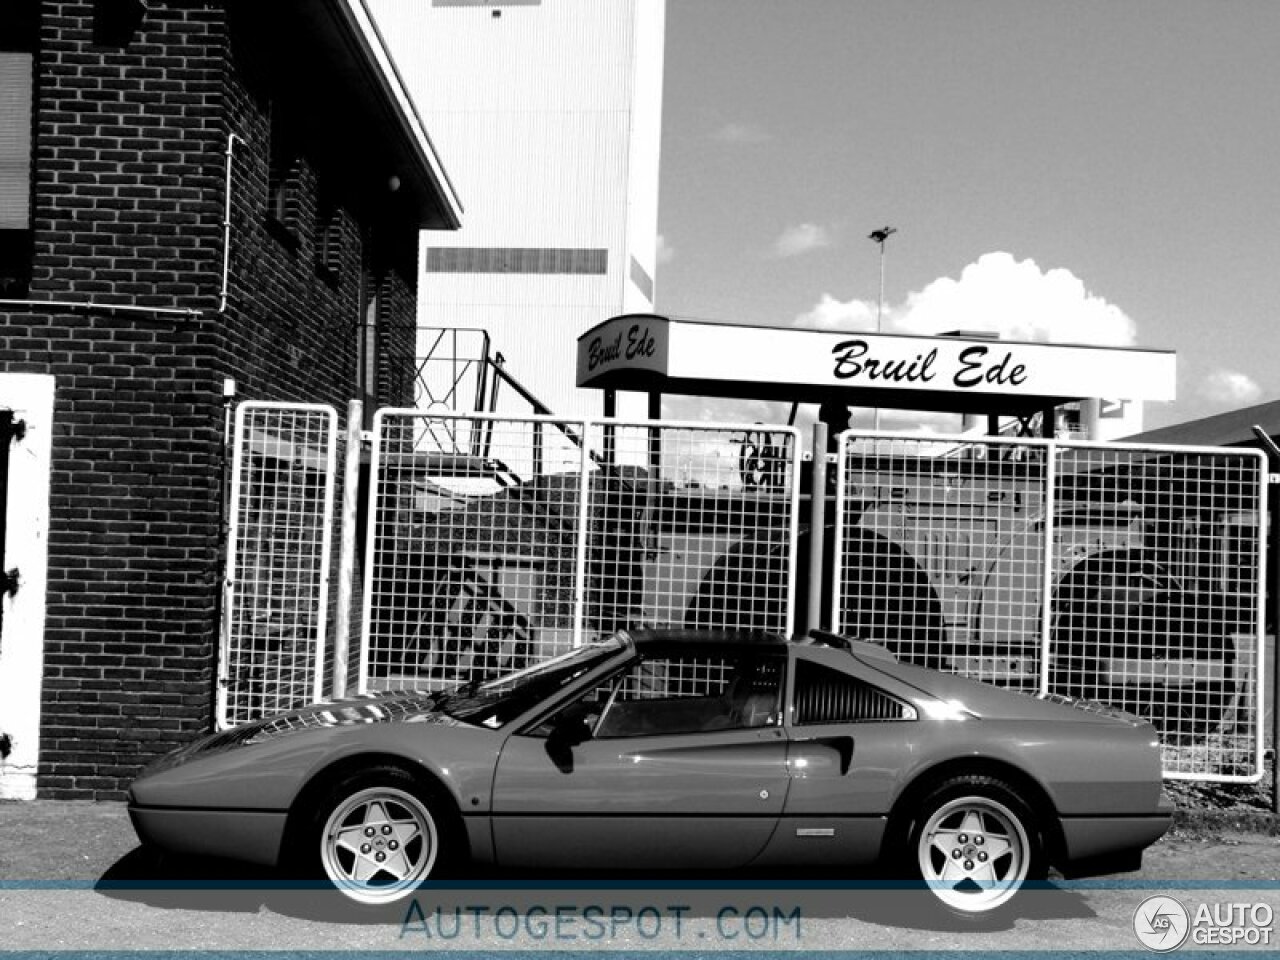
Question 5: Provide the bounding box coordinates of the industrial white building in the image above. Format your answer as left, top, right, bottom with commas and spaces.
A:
369, 0, 666, 419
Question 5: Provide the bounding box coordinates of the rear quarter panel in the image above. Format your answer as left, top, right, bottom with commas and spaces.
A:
893, 717, 1164, 816
786, 646, 1164, 819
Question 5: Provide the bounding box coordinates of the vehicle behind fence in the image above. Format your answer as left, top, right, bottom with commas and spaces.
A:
358, 411, 801, 689
833, 432, 1265, 781
219, 404, 1267, 782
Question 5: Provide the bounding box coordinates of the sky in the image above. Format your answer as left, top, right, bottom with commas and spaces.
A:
653, 0, 1280, 432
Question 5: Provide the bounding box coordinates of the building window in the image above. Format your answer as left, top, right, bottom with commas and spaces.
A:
0, 1, 36, 297
314, 191, 342, 284
424, 247, 607, 275
266, 105, 301, 246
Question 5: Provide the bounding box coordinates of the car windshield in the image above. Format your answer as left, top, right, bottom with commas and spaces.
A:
437, 634, 628, 728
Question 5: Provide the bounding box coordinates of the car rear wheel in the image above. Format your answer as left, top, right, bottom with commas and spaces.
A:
909, 776, 1042, 917
310, 767, 444, 906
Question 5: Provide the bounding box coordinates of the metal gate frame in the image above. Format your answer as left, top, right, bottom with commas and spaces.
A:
356, 410, 803, 694
830, 430, 1267, 783
218, 402, 338, 728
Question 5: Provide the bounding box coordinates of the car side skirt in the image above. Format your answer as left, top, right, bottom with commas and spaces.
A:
751, 816, 887, 867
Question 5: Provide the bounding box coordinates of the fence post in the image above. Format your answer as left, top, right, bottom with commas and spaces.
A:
572, 420, 592, 649
1037, 441, 1059, 696
332, 399, 363, 701
806, 421, 828, 636
1249, 426, 1280, 814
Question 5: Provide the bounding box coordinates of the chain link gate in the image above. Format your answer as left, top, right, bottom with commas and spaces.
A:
218, 402, 338, 727
831, 431, 1267, 782
358, 411, 801, 694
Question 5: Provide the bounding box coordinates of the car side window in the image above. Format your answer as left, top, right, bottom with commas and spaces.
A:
792, 660, 914, 724
534, 651, 784, 739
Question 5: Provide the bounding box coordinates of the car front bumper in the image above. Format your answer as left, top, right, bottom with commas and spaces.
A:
128, 802, 289, 868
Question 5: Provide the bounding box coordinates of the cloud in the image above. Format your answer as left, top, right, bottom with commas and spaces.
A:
1199, 369, 1262, 406
795, 251, 1137, 347
794, 292, 879, 331
656, 233, 675, 265
772, 222, 832, 259
711, 122, 771, 144
670, 252, 1137, 433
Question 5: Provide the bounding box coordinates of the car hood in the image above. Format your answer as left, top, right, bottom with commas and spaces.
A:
222, 690, 455, 741
146, 690, 456, 775
852, 652, 1148, 726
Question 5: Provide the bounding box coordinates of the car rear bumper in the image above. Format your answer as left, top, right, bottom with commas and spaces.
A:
128, 803, 289, 868
1057, 809, 1173, 877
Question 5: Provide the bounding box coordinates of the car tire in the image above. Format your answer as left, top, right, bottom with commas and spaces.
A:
304, 765, 450, 907
907, 775, 1044, 918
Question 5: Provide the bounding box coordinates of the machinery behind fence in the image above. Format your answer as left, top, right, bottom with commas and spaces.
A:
359, 411, 801, 690
833, 433, 1265, 781
220, 404, 1267, 782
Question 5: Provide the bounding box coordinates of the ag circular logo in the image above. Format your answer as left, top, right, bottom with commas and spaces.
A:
1133, 895, 1191, 952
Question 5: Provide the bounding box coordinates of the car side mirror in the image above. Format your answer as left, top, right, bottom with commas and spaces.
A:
545, 703, 594, 773
550, 704, 594, 748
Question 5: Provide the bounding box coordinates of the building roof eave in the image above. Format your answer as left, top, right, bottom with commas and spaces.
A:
1123, 397, 1280, 448
327, 0, 463, 230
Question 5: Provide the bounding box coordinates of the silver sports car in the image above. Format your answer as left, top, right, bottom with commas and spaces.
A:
128, 629, 1172, 916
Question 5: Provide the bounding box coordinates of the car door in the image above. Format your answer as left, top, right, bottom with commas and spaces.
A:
766, 651, 922, 865
490, 645, 790, 870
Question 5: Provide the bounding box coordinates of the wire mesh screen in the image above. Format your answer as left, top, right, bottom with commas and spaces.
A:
360, 411, 589, 692
582, 422, 800, 640
833, 434, 1050, 692
833, 432, 1265, 782
220, 403, 337, 728
1052, 442, 1265, 780
358, 415, 801, 692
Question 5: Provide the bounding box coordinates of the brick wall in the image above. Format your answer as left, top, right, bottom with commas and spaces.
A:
0, 1, 422, 798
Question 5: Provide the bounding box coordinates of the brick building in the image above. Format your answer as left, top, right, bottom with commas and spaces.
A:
0, 0, 461, 799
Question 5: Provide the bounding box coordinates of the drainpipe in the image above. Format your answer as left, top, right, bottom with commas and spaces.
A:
219, 133, 245, 314
0, 300, 199, 319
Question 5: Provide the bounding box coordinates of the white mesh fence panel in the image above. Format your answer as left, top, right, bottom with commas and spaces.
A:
219, 403, 337, 728
833, 434, 1049, 692
358, 415, 801, 692
1052, 442, 1265, 781
833, 432, 1265, 782
582, 421, 800, 640
360, 411, 589, 692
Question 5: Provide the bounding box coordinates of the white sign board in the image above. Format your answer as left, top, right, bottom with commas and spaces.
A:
578, 316, 1176, 403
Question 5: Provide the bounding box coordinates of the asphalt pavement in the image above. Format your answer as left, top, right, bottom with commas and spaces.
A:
2, 800, 1278, 953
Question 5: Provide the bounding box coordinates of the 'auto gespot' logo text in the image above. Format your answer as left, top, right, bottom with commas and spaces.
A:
1134, 895, 1274, 951
400, 901, 802, 944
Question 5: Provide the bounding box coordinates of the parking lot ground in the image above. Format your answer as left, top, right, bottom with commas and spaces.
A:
1, 800, 1278, 952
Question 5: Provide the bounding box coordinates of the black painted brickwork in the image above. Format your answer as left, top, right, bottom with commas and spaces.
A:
0, 1, 420, 798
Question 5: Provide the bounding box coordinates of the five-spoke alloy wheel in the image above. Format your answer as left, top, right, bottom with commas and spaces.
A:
312, 768, 442, 906
910, 776, 1041, 917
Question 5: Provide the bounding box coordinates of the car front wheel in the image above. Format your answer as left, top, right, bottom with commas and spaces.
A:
310, 767, 443, 906
909, 776, 1042, 917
